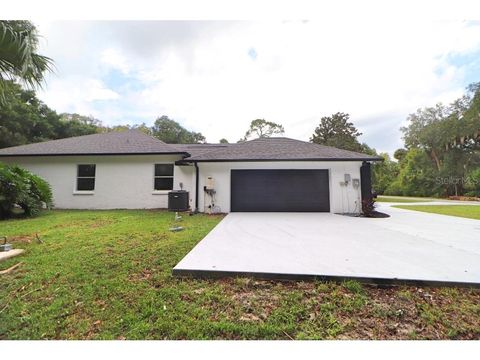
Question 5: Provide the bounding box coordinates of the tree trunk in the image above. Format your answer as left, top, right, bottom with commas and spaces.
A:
430, 148, 447, 196
430, 149, 441, 171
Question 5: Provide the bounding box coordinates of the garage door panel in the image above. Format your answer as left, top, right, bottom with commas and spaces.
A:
231, 169, 330, 212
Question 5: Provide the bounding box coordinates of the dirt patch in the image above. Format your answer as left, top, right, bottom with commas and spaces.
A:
219, 279, 298, 321
448, 196, 480, 202
8, 234, 35, 244
53, 219, 114, 229
89, 220, 114, 228
202, 278, 480, 339
53, 221, 87, 229
336, 285, 480, 339
129, 268, 154, 282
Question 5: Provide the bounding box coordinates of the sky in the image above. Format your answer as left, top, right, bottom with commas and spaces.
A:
35, 20, 480, 154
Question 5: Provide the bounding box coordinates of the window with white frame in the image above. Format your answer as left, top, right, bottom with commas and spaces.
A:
76, 164, 96, 191
154, 164, 174, 190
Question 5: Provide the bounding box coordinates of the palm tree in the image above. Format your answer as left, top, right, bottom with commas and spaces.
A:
0, 21, 53, 103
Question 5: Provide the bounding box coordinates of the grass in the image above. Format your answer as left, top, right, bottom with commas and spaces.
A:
1, 210, 480, 340
376, 196, 434, 203
394, 205, 480, 220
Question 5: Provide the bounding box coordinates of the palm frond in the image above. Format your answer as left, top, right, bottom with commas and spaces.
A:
0, 21, 54, 104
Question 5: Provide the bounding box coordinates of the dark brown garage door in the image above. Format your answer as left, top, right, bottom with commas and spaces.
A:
230, 169, 330, 212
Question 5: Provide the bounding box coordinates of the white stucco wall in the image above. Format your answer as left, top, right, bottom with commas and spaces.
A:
196, 161, 363, 214
2, 155, 194, 209
2, 156, 363, 213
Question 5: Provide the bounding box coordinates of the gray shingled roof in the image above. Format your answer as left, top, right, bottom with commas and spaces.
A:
181, 137, 382, 162
173, 143, 231, 157
0, 130, 188, 156
0, 131, 382, 162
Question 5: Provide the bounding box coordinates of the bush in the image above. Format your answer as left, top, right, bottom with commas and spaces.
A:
384, 180, 404, 196
371, 153, 399, 195
383, 149, 443, 197
361, 197, 376, 217
0, 163, 52, 218
465, 168, 480, 196
464, 191, 480, 198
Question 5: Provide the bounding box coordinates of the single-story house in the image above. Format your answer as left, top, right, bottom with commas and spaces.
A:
0, 130, 382, 213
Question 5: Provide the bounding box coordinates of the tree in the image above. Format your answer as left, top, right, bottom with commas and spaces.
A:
310, 112, 363, 151
107, 122, 152, 135
0, 82, 98, 148
371, 153, 399, 194
151, 115, 205, 143
58, 113, 102, 138
465, 168, 480, 196
401, 104, 449, 171
108, 125, 132, 133
0, 81, 61, 148
400, 83, 480, 196
219, 138, 229, 144
358, 144, 399, 195
359, 142, 377, 156
393, 148, 407, 162
0, 21, 53, 102
132, 123, 153, 135
385, 148, 441, 197
60, 113, 102, 127
242, 119, 285, 141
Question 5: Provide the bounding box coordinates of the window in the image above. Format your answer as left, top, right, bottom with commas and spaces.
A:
154, 164, 174, 190
77, 164, 96, 191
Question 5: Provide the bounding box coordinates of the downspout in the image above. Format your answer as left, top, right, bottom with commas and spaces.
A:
194, 161, 199, 213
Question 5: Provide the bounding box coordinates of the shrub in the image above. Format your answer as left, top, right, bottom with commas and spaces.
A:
384, 180, 404, 196
383, 149, 443, 197
465, 168, 480, 196
0, 163, 52, 218
371, 153, 399, 195
361, 197, 376, 217
464, 191, 480, 198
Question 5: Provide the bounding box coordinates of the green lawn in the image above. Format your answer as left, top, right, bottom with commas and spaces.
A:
394, 205, 480, 220
1, 210, 479, 340
376, 196, 433, 203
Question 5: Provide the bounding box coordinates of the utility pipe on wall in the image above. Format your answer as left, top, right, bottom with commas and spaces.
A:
194, 162, 199, 213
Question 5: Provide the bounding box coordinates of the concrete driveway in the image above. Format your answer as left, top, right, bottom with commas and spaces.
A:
173, 205, 480, 287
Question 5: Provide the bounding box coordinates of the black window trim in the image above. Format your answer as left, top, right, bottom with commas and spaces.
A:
153, 163, 174, 191
76, 164, 96, 192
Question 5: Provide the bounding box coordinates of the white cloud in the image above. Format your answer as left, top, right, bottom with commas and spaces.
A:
36, 20, 480, 152
84, 79, 120, 101
41, 77, 119, 118
100, 48, 130, 74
